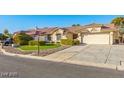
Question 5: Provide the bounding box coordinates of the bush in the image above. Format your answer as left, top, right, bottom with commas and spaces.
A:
73, 39, 80, 45
39, 41, 46, 45
61, 39, 74, 45
29, 40, 38, 46
19, 40, 29, 45
61, 39, 80, 45
29, 40, 46, 46
13, 32, 33, 45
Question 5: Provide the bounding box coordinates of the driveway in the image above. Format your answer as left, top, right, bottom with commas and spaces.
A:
45, 45, 124, 66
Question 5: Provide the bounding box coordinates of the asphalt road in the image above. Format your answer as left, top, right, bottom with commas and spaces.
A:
0, 52, 124, 78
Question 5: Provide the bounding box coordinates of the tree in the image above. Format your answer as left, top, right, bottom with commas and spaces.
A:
3, 29, 9, 37
13, 32, 33, 45
72, 24, 76, 27
0, 33, 3, 40
111, 17, 124, 27
1, 29, 12, 41
72, 24, 81, 27
4, 29, 9, 34
77, 24, 80, 26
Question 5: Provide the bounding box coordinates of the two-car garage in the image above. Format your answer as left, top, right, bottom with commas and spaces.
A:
82, 33, 112, 44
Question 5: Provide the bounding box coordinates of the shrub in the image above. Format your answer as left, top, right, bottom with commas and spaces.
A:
19, 40, 28, 45
61, 39, 74, 45
51, 41, 55, 44
13, 32, 33, 45
73, 39, 80, 45
29, 40, 45, 46
29, 40, 38, 46
61, 39, 80, 45
39, 41, 46, 45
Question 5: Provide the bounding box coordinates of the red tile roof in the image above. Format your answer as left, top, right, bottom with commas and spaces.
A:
101, 24, 117, 32
14, 27, 59, 36
13, 24, 118, 35
63, 26, 87, 34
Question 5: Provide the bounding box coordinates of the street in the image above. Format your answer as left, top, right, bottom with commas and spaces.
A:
0, 52, 124, 78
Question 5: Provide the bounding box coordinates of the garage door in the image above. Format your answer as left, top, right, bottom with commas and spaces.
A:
83, 33, 110, 44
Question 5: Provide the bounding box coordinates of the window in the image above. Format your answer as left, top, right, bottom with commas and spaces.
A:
47, 35, 51, 41
56, 34, 61, 41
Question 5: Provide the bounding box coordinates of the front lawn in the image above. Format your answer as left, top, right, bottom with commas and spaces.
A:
18, 44, 61, 51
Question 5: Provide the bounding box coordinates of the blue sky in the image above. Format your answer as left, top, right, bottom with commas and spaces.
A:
0, 15, 122, 33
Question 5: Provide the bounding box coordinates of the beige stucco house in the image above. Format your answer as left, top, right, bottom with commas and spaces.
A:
14, 23, 121, 45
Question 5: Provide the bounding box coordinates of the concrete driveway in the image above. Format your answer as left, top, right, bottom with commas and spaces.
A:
45, 45, 124, 66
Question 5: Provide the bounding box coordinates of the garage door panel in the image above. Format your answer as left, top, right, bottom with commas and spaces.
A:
83, 34, 110, 44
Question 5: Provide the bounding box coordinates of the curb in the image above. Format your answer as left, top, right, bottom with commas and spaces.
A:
65, 60, 117, 70
0, 48, 47, 60
1, 48, 124, 71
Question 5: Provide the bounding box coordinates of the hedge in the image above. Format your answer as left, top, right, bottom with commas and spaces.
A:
39, 41, 46, 45
29, 40, 46, 46
73, 39, 80, 45
61, 39, 80, 45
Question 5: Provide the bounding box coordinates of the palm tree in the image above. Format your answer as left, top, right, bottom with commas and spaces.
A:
111, 17, 124, 27
112, 17, 124, 43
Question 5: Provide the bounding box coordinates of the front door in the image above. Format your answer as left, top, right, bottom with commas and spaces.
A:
73, 34, 78, 39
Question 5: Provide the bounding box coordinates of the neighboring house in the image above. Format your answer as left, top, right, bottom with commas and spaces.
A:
13, 23, 122, 45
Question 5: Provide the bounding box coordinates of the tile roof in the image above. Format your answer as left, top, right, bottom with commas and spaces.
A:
101, 24, 117, 32
14, 27, 59, 36
37, 27, 59, 35
62, 26, 87, 34
84, 23, 103, 27
13, 24, 118, 35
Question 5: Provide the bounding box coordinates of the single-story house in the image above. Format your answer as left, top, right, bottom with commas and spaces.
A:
13, 23, 123, 45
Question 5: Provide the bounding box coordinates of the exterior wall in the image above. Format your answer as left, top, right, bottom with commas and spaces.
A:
77, 33, 82, 43
51, 29, 66, 42
82, 33, 111, 44
113, 31, 120, 44
66, 32, 73, 39
34, 35, 46, 41
110, 32, 113, 44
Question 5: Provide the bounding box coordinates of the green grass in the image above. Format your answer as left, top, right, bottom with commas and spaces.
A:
18, 44, 61, 51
